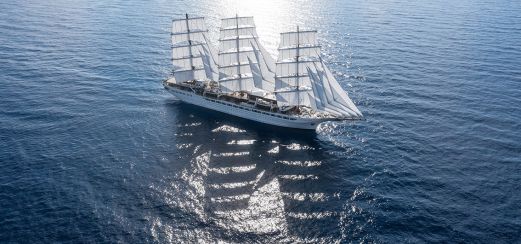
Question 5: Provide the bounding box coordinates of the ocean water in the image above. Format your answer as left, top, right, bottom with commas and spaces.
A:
1, 0, 520, 242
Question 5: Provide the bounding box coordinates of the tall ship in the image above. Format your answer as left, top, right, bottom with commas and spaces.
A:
163, 14, 363, 130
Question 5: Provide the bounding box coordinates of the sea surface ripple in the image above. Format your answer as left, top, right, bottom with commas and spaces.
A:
1, 0, 520, 243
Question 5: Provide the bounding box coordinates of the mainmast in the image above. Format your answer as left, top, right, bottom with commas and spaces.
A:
295, 25, 300, 107
184, 13, 194, 72
235, 14, 242, 91
217, 16, 274, 94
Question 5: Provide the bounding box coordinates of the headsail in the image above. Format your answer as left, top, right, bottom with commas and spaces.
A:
308, 65, 354, 117
218, 15, 276, 94
171, 14, 218, 83
275, 27, 362, 118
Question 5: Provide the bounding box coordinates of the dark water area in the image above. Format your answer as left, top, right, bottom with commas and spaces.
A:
1, 0, 520, 242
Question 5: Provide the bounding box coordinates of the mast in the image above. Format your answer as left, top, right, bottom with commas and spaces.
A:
295, 25, 300, 107
235, 14, 242, 91
184, 13, 194, 72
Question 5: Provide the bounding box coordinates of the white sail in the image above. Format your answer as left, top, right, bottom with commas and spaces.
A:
171, 14, 218, 83
308, 66, 353, 117
279, 30, 318, 50
320, 61, 362, 116
248, 56, 263, 90
250, 41, 275, 81
257, 40, 276, 73
307, 67, 326, 111
248, 57, 274, 92
200, 50, 218, 81
278, 45, 320, 61
278, 30, 320, 62
217, 16, 275, 93
314, 62, 362, 117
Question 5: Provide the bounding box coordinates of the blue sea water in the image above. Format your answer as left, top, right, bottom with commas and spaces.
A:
1, 0, 521, 242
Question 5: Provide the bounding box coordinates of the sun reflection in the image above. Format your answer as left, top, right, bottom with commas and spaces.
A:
282, 192, 327, 202
177, 122, 202, 127
174, 132, 193, 137
208, 164, 256, 174
154, 108, 344, 242
282, 143, 315, 151
212, 151, 249, 157
279, 174, 318, 180
210, 194, 250, 203
287, 211, 335, 220
268, 145, 279, 154
208, 180, 257, 189
211, 125, 246, 133
175, 143, 192, 149
226, 139, 256, 145
213, 178, 287, 234
276, 160, 322, 167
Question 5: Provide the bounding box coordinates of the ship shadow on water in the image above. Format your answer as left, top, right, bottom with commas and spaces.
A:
153, 102, 349, 242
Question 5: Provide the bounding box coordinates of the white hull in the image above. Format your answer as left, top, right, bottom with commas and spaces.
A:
165, 86, 330, 130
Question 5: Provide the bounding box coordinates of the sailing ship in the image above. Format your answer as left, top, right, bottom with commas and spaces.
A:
163, 14, 363, 130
